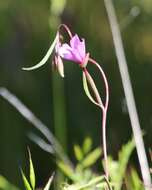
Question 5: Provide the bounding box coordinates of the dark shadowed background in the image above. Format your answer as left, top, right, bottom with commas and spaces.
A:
0, 0, 152, 188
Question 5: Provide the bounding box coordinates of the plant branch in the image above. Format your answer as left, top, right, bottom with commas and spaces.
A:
88, 58, 109, 179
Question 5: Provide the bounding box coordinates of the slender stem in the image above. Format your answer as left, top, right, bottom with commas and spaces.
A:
58, 24, 73, 39
88, 58, 109, 179
103, 0, 151, 188
104, 175, 112, 190
89, 58, 109, 110
102, 109, 108, 178
83, 68, 104, 110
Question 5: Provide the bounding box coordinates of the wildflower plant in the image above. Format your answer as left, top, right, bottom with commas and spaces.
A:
23, 24, 109, 180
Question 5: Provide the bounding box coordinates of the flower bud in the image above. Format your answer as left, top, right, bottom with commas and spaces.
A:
56, 55, 64, 78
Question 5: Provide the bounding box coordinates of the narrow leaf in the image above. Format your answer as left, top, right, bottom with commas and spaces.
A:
56, 160, 76, 181
0, 175, 20, 190
74, 144, 83, 161
117, 139, 135, 190
43, 173, 54, 190
108, 138, 135, 190
28, 149, 35, 189
76, 176, 104, 190
21, 170, 32, 190
130, 168, 144, 190
82, 137, 92, 155
96, 182, 114, 189
22, 33, 58, 71
82, 71, 101, 108
82, 147, 102, 168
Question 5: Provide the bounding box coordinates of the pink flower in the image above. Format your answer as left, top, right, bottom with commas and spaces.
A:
57, 34, 86, 64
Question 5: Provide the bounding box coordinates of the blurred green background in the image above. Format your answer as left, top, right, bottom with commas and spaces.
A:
0, 0, 152, 188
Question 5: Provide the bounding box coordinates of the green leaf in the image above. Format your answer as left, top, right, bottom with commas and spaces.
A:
117, 138, 135, 189
28, 149, 35, 189
0, 175, 20, 190
126, 168, 145, 190
21, 169, 32, 190
22, 33, 58, 71
56, 160, 76, 181
96, 181, 114, 189
81, 147, 102, 168
76, 176, 104, 190
82, 71, 101, 107
74, 144, 83, 161
108, 138, 135, 190
61, 176, 104, 190
43, 173, 54, 190
82, 137, 92, 155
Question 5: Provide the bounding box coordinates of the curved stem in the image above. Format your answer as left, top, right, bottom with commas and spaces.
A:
88, 58, 109, 179
83, 68, 104, 110
89, 58, 109, 110
58, 24, 73, 39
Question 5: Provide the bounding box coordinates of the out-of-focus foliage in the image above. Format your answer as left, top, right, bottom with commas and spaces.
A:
57, 138, 138, 190
0, 137, 147, 190
107, 138, 138, 190
0, 175, 19, 190
125, 168, 144, 190
57, 137, 101, 183
0, 0, 152, 188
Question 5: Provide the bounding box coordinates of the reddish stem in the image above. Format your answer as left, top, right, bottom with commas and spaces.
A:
89, 57, 109, 179
83, 68, 104, 110
58, 24, 73, 39
57, 24, 110, 180
102, 109, 108, 179
89, 58, 109, 110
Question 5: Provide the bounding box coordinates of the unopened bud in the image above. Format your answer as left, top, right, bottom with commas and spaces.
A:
57, 56, 64, 78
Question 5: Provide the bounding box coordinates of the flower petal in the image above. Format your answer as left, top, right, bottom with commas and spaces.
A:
57, 34, 86, 64
70, 34, 81, 49
58, 43, 72, 55
78, 39, 86, 59
58, 44, 75, 61
71, 51, 83, 63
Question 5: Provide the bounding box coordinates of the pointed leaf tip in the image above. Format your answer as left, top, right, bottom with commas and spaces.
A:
43, 173, 55, 190
21, 169, 32, 190
82, 71, 101, 108
22, 34, 58, 71
28, 148, 36, 189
